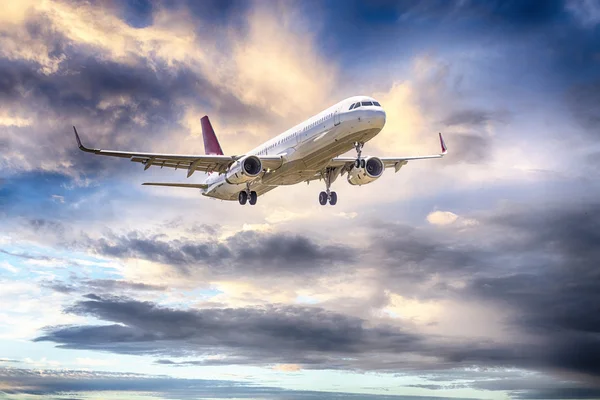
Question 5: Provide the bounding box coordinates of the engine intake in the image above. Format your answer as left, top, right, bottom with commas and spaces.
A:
347, 156, 384, 186
225, 155, 262, 184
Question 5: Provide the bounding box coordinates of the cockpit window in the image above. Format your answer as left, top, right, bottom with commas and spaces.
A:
361, 101, 373, 106
373, 101, 381, 106
354, 102, 360, 108
349, 103, 355, 110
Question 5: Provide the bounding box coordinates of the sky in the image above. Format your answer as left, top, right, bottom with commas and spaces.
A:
1, 0, 600, 399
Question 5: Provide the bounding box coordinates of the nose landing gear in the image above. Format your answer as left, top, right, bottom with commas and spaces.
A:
354, 142, 365, 168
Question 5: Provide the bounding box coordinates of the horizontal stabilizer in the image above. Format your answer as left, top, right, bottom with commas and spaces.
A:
142, 182, 209, 189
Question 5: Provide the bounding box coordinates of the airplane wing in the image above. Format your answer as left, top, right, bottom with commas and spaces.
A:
72, 127, 283, 177
142, 182, 209, 189
327, 133, 447, 172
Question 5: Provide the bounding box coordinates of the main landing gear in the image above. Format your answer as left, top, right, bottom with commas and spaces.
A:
319, 168, 338, 206
238, 184, 257, 205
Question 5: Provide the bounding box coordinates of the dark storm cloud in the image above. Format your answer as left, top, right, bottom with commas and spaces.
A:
367, 222, 486, 293
43, 279, 167, 294
85, 229, 354, 276
456, 205, 600, 378
365, 202, 600, 380
0, 367, 471, 400
35, 294, 421, 365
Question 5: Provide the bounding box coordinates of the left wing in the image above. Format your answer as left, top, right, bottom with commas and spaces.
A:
142, 182, 209, 189
72, 127, 282, 177
328, 132, 447, 172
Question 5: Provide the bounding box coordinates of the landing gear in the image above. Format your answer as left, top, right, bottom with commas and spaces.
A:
318, 168, 338, 206
318, 190, 337, 205
239, 184, 257, 206
354, 141, 364, 168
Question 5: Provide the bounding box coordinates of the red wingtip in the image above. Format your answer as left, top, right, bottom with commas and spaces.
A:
439, 132, 447, 154
201, 116, 224, 155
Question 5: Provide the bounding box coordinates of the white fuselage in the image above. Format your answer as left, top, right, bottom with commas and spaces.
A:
202, 96, 386, 200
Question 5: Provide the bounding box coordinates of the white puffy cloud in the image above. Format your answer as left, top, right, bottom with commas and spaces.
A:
426, 210, 459, 225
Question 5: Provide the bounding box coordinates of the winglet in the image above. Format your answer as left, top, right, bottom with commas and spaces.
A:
72, 126, 95, 153
439, 132, 447, 155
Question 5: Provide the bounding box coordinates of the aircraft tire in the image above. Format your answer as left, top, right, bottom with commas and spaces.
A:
319, 191, 328, 205
329, 191, 337, 205
238, 191, 248, 205
249, 191, 257, 205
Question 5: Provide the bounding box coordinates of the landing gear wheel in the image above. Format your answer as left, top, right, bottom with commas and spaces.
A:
360, 159, 366, 168
238, 191, 248, 205
249, 191, 257, 205
329, 191, 337, 205
355, 159, 360, 168
319, 191, 328, 205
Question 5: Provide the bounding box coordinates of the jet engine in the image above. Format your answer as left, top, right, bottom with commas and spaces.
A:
225, 155, 263, 184
347, 156, 384, 185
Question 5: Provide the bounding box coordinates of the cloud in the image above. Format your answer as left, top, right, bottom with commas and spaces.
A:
426, 210, 478, 227
43, 279, 167, 294
0, 114, 32, 127
426, 211, 458, 225
82, 229, 354, 278
35, 294, 423, 368
0, 366, 474, 399
272, 363, 302, 372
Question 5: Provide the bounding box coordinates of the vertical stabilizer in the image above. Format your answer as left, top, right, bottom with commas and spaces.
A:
201, 116, 224, 155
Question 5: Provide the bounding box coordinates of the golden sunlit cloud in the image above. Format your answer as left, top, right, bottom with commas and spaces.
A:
272, 363, 302, 372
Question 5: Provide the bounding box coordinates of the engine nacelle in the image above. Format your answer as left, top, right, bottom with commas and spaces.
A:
225, 155, 262, 184
347, 156, 384, 186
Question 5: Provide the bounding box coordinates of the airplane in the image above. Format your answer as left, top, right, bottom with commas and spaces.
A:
73, 95, 447, 205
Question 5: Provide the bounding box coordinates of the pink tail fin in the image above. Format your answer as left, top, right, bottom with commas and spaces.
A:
201, 116, 224, 155
439, 132, 447, 154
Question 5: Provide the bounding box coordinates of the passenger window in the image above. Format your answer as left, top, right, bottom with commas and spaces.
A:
373, 101, 381, 106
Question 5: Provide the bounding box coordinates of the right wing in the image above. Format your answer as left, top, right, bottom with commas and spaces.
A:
73, 127, 283, 177
328, 133, 448, 172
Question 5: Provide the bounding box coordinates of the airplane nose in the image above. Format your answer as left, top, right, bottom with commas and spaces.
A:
374, 108, 386, 128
